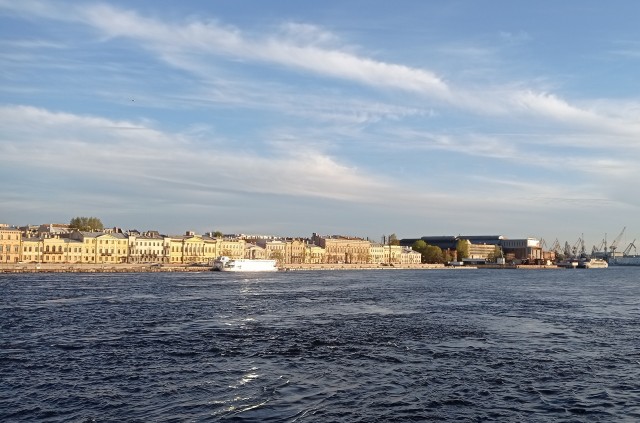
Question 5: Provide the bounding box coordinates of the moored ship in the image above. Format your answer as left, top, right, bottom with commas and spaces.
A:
212, 256, 278, 272
608, 255, 640, 266
577, 258, 609, 269
557, 259, 579, 268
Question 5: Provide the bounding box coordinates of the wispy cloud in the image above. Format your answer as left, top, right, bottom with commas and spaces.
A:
0, 105, 391, 203
2, 1, 640, 242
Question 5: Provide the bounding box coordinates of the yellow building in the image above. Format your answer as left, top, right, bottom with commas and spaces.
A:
467, 242, 498, 260
0, 226, 22, 263
21, 238, 43, 263
127, 231, 168, 263
167, 232, 220, 264
312, 234, 371, 264
246, 244, 267, 259
257, 240, 287, 263
69, 231, 129, 264
304, 243, 325, 264
255, 238, 310, 264
369, 244, 385, 264
41, 237, 84, 263
285, 239, 306, 264
384, 245, 403, 264
370, 244, 403, 264
217, 237, 246, 260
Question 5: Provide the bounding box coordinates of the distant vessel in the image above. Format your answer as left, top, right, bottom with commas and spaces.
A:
608, 255, 640, 266
557, 259, 579, 269
212, 256, 278, 272
577, 258, 609, 269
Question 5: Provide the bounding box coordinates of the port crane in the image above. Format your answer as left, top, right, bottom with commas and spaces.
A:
591, 239, 606, 256
570, 236, 585, 257
609, 227, 626, 258
623, 239, 637, 256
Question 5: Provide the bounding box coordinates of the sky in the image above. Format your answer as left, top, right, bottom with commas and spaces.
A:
1, 1, 639, 249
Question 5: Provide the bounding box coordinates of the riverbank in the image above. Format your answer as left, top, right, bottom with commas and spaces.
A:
0, 263, 211, 273
0, 262, 565, 273
0, 263, 450, 273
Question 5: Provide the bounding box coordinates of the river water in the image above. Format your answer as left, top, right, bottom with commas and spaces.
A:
1, 268, 639, 422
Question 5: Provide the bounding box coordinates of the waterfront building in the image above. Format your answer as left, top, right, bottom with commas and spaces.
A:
304, 243, 325, 264
285, 239, 306, 264
256, 239, 287, 263
384, 244, 403, 264
312, 234, 371, 264
41, 236, 84, 263
22, 234, 88, 264
168, 232, 208, 264
167, 232, 218, 264
464, 241, 499, 260
127, 231, 168, 263
0, 226, 22, 263
69, 231, 129, 264
21, 238, 42, 263
245, 243, 267, 259
501, 238, 543, 262
370, 243, 404, 264
369, 243, 385, 264
217, 237, 246, 260
399, 247, 422, 264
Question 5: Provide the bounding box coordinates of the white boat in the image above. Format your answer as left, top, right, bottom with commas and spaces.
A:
212, 256, 278, 272
577, 258, 609, 269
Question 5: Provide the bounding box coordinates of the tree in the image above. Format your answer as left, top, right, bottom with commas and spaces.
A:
69, 216, 104, 232
487, 245, 502, 262
211, 231, 224, 238
423, 245, 444, 264
456, 239, 470, 260
411, 240, 427, 253
269, 250, 284, 263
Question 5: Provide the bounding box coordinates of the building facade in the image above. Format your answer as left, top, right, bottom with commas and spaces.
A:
501, 238, 543, 262
128, 231, 168, 263
69, 231, 129, 264
0, 226, 22, 263
312, 234, 371, 264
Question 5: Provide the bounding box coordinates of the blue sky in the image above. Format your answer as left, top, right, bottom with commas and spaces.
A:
1, 1, 639, 249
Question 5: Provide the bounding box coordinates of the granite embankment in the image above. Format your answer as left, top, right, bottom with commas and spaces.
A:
1, 262, 450, 273
0, 262, 560, 273
0, 263, 208, 273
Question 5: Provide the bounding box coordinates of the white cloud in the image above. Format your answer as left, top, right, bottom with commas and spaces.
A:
72, 3, 453, 100
0, 105, 391, 203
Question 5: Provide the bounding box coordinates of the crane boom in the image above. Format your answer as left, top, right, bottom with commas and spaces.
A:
623, 240, 636, 256
609, 227, 626, 257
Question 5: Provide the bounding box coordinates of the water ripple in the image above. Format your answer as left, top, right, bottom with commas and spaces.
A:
1, 269, 640, 421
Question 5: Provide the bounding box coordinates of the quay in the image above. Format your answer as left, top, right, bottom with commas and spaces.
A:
0, 263, 562, 274
0, 263, 211, 274
0, 263, 449, 273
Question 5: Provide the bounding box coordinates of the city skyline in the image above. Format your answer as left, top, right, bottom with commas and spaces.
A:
2, 1, 640, 247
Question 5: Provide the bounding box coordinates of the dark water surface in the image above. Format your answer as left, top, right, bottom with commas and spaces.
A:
1, 268, 639, 422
